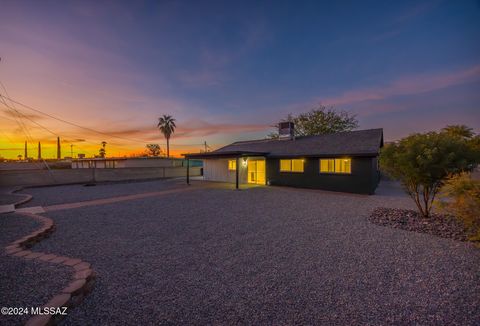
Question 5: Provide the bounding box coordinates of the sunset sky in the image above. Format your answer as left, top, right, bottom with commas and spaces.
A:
0, 0, 479, 159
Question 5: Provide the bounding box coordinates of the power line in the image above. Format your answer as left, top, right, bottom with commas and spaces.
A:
0, 113, 20, 124
0, 94, 208, 149
0, 94, 152, 143
0, 82, 76, 150
0, 101, 58, 137
0, 80, 55, 179
0, 62, 206, 158
2, 94, 185, 146
0, 98, 150, 152
0, 89, 35, 144
0, 82, 35, 142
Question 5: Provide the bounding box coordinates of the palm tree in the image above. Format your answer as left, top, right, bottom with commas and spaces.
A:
442, 125, 474, 139
99, 141, 107, 158
157, 115, 176, 157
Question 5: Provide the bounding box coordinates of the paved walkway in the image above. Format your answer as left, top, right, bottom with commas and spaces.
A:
15, 186, 198, 215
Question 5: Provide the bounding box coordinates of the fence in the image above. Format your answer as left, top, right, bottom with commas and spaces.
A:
0, 167, 201, 187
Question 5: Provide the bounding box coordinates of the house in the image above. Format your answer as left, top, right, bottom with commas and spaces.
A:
184, 123, 383, 194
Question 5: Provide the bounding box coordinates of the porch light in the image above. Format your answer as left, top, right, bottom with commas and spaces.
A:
242, 158, 248, 166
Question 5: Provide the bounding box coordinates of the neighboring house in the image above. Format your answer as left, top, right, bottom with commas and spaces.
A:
184, 123, 384, 194
72, 157, 186, 169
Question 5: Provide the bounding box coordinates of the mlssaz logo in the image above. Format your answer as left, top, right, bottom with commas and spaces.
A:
31, 307, 68, 315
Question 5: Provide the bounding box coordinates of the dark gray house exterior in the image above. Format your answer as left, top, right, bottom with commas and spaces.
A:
184, 128, 383, 194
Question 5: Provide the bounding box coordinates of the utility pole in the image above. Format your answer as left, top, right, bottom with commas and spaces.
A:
57, 137, 61, 160
24, 141, 27, 160
204, 141, 207, 153
38, 142, 41, 160
70, 144, 74, 158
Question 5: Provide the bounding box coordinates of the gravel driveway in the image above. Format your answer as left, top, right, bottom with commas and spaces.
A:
24, 180, 480, 325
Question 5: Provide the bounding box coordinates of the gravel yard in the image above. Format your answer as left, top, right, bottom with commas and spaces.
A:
0, 213, 70, 326
17, 178, 185, 208
22, 180, 480, 325
0, 194, 25, 206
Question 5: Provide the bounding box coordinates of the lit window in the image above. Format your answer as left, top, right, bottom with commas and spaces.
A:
320, 159, 335, 173
292, 159, 304, 172
320, 158, 351, 174
335, 158, 351, 173
228, 159, 237, 171
280, 159, 304, 172
280, 160, 291, 171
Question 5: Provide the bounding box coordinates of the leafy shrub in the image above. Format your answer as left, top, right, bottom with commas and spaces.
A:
380, 131, 478, 218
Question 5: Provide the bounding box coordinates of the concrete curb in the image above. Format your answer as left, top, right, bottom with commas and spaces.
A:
4, 211, 95, 326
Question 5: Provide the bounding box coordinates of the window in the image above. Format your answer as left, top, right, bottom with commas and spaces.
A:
335, 159, 351, 173
320, 159, 335, 173
320, 158, 351, 174
228, 159, 237, 171
280, 160, 291, 171
280, 159, 304, 172
292, 159, 304, 172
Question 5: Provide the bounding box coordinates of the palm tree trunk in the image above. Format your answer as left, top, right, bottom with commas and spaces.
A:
167, 137, 170, 158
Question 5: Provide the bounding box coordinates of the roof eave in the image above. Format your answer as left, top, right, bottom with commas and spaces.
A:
266, 152, 379, 158
183, 151, 269, 159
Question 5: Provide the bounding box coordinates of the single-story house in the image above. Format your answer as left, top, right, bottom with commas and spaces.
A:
184, 123, 383, 194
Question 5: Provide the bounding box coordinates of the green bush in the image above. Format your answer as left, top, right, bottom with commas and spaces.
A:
380, 130, 478, 218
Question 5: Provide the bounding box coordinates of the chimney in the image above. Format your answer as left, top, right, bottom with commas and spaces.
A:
57, 137, 61, 159
38, 142, 42, 160
278, 121, 295, 139
24, 141, 27, 160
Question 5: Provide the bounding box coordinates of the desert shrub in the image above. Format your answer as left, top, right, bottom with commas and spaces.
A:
437, 173, 480, 244
380, 131, 478, 218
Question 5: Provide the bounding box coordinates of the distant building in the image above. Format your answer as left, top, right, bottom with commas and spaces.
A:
72, 157, 187, 169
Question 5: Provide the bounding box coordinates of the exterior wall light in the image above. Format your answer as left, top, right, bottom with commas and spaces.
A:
242, 158, 248, 166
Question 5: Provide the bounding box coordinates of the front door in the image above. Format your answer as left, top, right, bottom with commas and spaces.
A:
247, 159, 265, 185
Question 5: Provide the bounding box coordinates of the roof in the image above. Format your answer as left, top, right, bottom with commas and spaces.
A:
182, 150, 268, 159
184, 128, 383, 159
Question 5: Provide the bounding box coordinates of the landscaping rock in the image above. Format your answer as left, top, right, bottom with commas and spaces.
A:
368, 207, 468, 241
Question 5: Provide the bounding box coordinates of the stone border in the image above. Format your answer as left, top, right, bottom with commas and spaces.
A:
8, 186, 33, 207
4, 212, 95, 326
0, 186, 33, 213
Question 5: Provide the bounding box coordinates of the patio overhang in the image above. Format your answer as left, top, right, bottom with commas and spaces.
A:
183, 151, 268, 189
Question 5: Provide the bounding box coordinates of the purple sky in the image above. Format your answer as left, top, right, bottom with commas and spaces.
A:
0, 0, 479, 157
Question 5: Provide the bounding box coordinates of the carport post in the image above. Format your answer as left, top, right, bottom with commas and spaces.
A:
186, 158, 190, 185
235, 156, 239, 190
